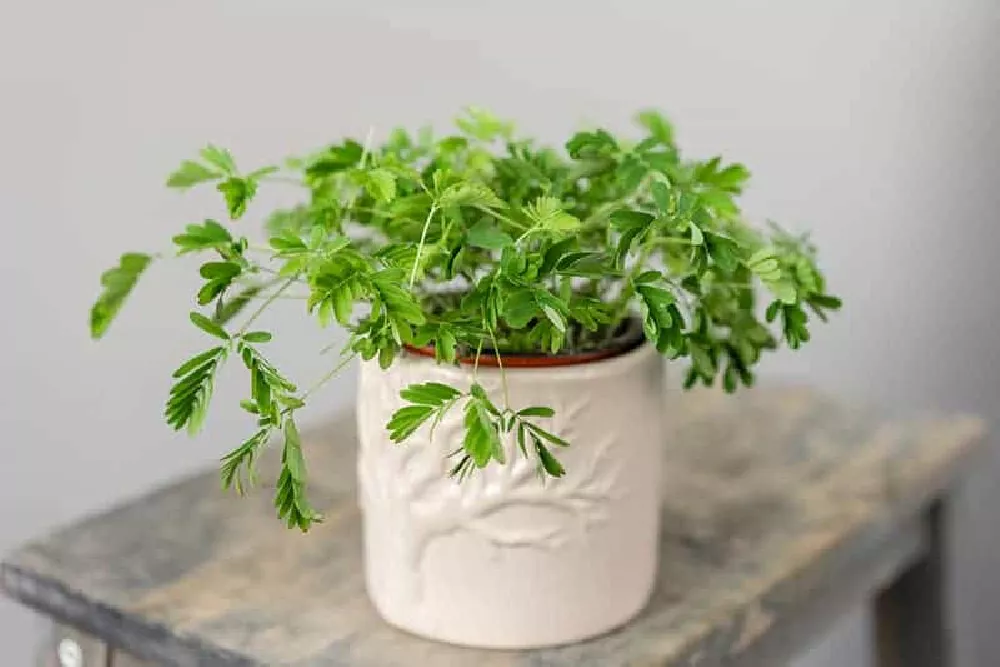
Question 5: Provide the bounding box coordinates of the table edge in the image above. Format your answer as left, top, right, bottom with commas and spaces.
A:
1, 561, 256, 666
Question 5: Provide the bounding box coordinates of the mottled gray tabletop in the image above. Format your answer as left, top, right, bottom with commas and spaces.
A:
1, 388, 986, 666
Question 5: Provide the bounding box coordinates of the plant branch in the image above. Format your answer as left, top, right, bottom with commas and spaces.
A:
301, 351, 358, 401
237, 276, 298, 335
409, 204, 438, 287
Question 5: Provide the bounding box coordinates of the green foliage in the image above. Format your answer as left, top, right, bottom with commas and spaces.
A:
220, 428, 269, 494
92, 107, 840, 530
90, 253, 152, 339
275, 418, 322, 531
173, 220, 233, 254
388, 381, 569, 482
165, 343, 226, 434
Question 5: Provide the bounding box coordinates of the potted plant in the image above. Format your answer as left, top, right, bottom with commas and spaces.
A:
90, 108, 840, 648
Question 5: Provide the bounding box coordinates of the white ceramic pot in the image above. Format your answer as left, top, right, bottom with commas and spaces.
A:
356, 340, 665, 649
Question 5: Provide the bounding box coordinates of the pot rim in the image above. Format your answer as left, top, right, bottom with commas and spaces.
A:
403, 317, 645, 369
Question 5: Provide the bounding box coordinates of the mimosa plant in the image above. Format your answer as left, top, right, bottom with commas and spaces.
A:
91, 108, 840, 530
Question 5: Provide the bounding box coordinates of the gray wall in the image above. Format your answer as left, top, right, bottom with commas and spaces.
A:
2, 1, 998, 664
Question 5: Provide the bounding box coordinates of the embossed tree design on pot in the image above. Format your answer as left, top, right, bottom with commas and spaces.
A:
358, 368, 619, 603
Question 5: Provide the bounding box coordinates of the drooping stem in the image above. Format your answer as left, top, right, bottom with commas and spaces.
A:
487, 325, 511, 408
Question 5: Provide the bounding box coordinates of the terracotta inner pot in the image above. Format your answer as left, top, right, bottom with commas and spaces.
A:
403, 317, 645, 368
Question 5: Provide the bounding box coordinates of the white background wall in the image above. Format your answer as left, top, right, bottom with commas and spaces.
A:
2, 1, 998, 664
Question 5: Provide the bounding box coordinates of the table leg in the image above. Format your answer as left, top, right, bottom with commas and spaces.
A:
874, 501, 954, 667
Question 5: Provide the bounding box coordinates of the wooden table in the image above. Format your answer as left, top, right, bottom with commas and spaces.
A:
1, 388, 987, 667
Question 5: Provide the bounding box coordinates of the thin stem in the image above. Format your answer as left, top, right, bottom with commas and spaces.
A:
237, 276, 298, 335
477, 206, 529, 230
472, 338, 484, 383
617, 245, 655, 309
226, 290, 311, 301
487, 326, 510, 408
242, 265, 309, 285
515, 227, 539, 246
301, 351, 358, 401
332, 126, 375, 229
409, 204, 438, 287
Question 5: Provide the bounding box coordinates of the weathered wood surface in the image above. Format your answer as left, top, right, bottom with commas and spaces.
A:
1, 387, 986, 666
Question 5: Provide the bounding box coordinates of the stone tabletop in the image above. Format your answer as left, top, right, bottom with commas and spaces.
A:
1, 387, 987, 666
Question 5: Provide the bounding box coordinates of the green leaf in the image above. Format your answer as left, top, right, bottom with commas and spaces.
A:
704, 162, 751, 193
527, 423, 570, 447
242, 331, 272, 343
456, 106, 514, 142
516, 424, 528, 458
90, 253, 152, 339
213, 284, 264, 326
167, 161, 221, 189
616, 155, 647, 192
502, 288, 539, 328
689, 221, 705, 246
170, 347, 226, 379
610, 210, 656, 232
173, 220, 232, 254
220, 428, 270, 494
534, 437, 566, 477
555, 252, 612, 278
635, 270, 662, 285
523, 196, 581, 233
269, 234, 308, 254
370, 269, 426, 326
540, 305, 566, 333
363, 168, 397, 203
723, 365, 738, 393
810, 294, 843, 310
772, 281, 798, 305
189, 311, 230, 340
217, 177, 258, 220
747, 248, 782, 279
438, 182, 504, 209
199, 261, 241, 280
466, 219, 513, 250
565, 129, 618, 160
765, 300, 782, 323
400, 382, 461, 406
387, 405, 435, 442
464, 399, 501, 467
282, 418, 307, 481
540, 237, 576, 275
275, 416, 322, 532
306, 140, 365, 178
469, 382, 490, 403
614, 226, 643, 268
200, 145, 237, 174
636, 110, 675, 146
434, 326, 459, 363
165, 347, 226, 434
533, 290, 569, 334
247, 165, 279, 180
518, 406, 555, 418
650, 179, 672, 212
195, 275, 229, 305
